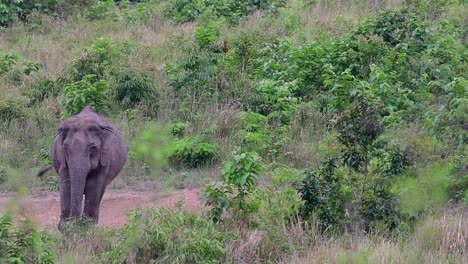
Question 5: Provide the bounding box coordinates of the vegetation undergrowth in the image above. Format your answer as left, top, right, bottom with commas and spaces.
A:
0, 0, 466, 263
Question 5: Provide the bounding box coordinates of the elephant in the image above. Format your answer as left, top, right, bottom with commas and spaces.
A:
46, 106, 127, 229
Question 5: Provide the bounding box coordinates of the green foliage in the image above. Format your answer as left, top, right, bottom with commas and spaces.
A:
164, 0, 287, 24
23, 60, 42, 75
239, 111, 268, 132
297, 159, 349, 232
168, 137, 216, 168
447, 152, 468, 203
250, 79, 298, 124
0, 165, 7, 185
61, 74, 109, 118
168, 121, 188, 137
134, 123, 172, 172
100, 208, 224, 264
111, 68, 156, 108
0, 214, 56, 263
27, 79, 59, 105
249, 166, 303, 227
397, 163, 453, 219
163, 0, 204, 23
66, 37, 122, 82
0, 0, 57, 27
0, 97, 30, 122
204, 151, 262, 223
0, 51, 19, 75
86, 0, 116, 20
163, 43, 224, 121
193, 22, 219, 48
336, 95, 384, 173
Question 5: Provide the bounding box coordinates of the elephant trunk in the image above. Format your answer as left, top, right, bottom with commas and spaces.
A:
68, 159, 90, 218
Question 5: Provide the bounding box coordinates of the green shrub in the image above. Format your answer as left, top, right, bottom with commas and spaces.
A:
249, 166, 303, 228
194, 22, 220, 48
168, 121, 188, 137
27, 79, 60, 105
239, 111, 268, 132
204, 151, 262, 223
164, 0, 287, 24
0, 0, 57, 27
100, 208, 224, 264
168, 137, 216, 168
242, 131, 271, 153
60, 74, 109, 118
0, 214, 56, 263
336, 95, 384, 173
86, 0, 115, 20
0, 51, 19, 75
163, 0, 206, 24
22, 60, 42, 75
163, 44, 224, 121
447, 152, 468, 203
111, 68, 156, 108
0, 97, 30, 122
66, 37, 122, 82
0, 165, 6, 185
397, 163, 453, 219
297, 159, 349, 232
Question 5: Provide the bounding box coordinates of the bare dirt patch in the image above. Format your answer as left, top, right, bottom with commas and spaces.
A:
0, 188, 203, 229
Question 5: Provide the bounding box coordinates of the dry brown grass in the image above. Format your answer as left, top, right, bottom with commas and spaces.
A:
298, 0, 402, 38
283, 209, 468, 264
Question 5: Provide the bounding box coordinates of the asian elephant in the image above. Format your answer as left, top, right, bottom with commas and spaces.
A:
49, 106, 127, 229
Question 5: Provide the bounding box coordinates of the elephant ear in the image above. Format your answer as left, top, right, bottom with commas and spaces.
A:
52, 127, 66, 167
100, 126, 116, 167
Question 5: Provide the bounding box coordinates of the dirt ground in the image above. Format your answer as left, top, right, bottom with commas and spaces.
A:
0, 188, 204, 229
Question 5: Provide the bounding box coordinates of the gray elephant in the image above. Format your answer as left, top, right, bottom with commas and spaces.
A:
45, 106, 127, 229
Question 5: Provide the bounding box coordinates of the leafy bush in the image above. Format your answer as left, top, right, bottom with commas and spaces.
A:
164, 0, 287, 24
239, 111, 268, 132
0, 165, 7, 185
27, 79, 60, 105
336, 95, 384, 173
100, 208, 224, 264
194, 22, 220, 48
397, 163, 453, 219
297, 159, 349, 232
0, 97, 30, 122
168, 137, 216, 167
168, 121, 188, 137
163, 43, 224, 121
86, 0, 115, 20
250, 79, 298, 124
0, 0, 57, 27
66, 37, 122, 82
117, 0, 159, 25
23, 60, 42, 75
111, 68, 156, 108
0, 214, 55, 263
0, 51, 19, 75
60, 74, 109, 118
447, 152, 467, 203
204, 151, 262, 223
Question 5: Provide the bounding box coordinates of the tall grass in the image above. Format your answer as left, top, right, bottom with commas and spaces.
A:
284, 209, 467, 264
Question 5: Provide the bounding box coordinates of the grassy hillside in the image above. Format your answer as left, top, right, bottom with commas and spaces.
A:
0, 0, 467, 263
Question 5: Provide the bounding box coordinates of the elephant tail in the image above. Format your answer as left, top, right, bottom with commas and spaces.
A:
37, 165, 53, 177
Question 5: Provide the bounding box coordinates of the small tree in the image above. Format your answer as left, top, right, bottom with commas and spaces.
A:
203, 152, 263, 223
61, 74, 109, 118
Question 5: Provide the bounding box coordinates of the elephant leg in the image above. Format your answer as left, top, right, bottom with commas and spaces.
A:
58, 166, 71, 230
83, 176, 106, 223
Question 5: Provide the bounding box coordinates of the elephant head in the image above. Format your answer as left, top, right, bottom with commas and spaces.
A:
52, 106, 117, 221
